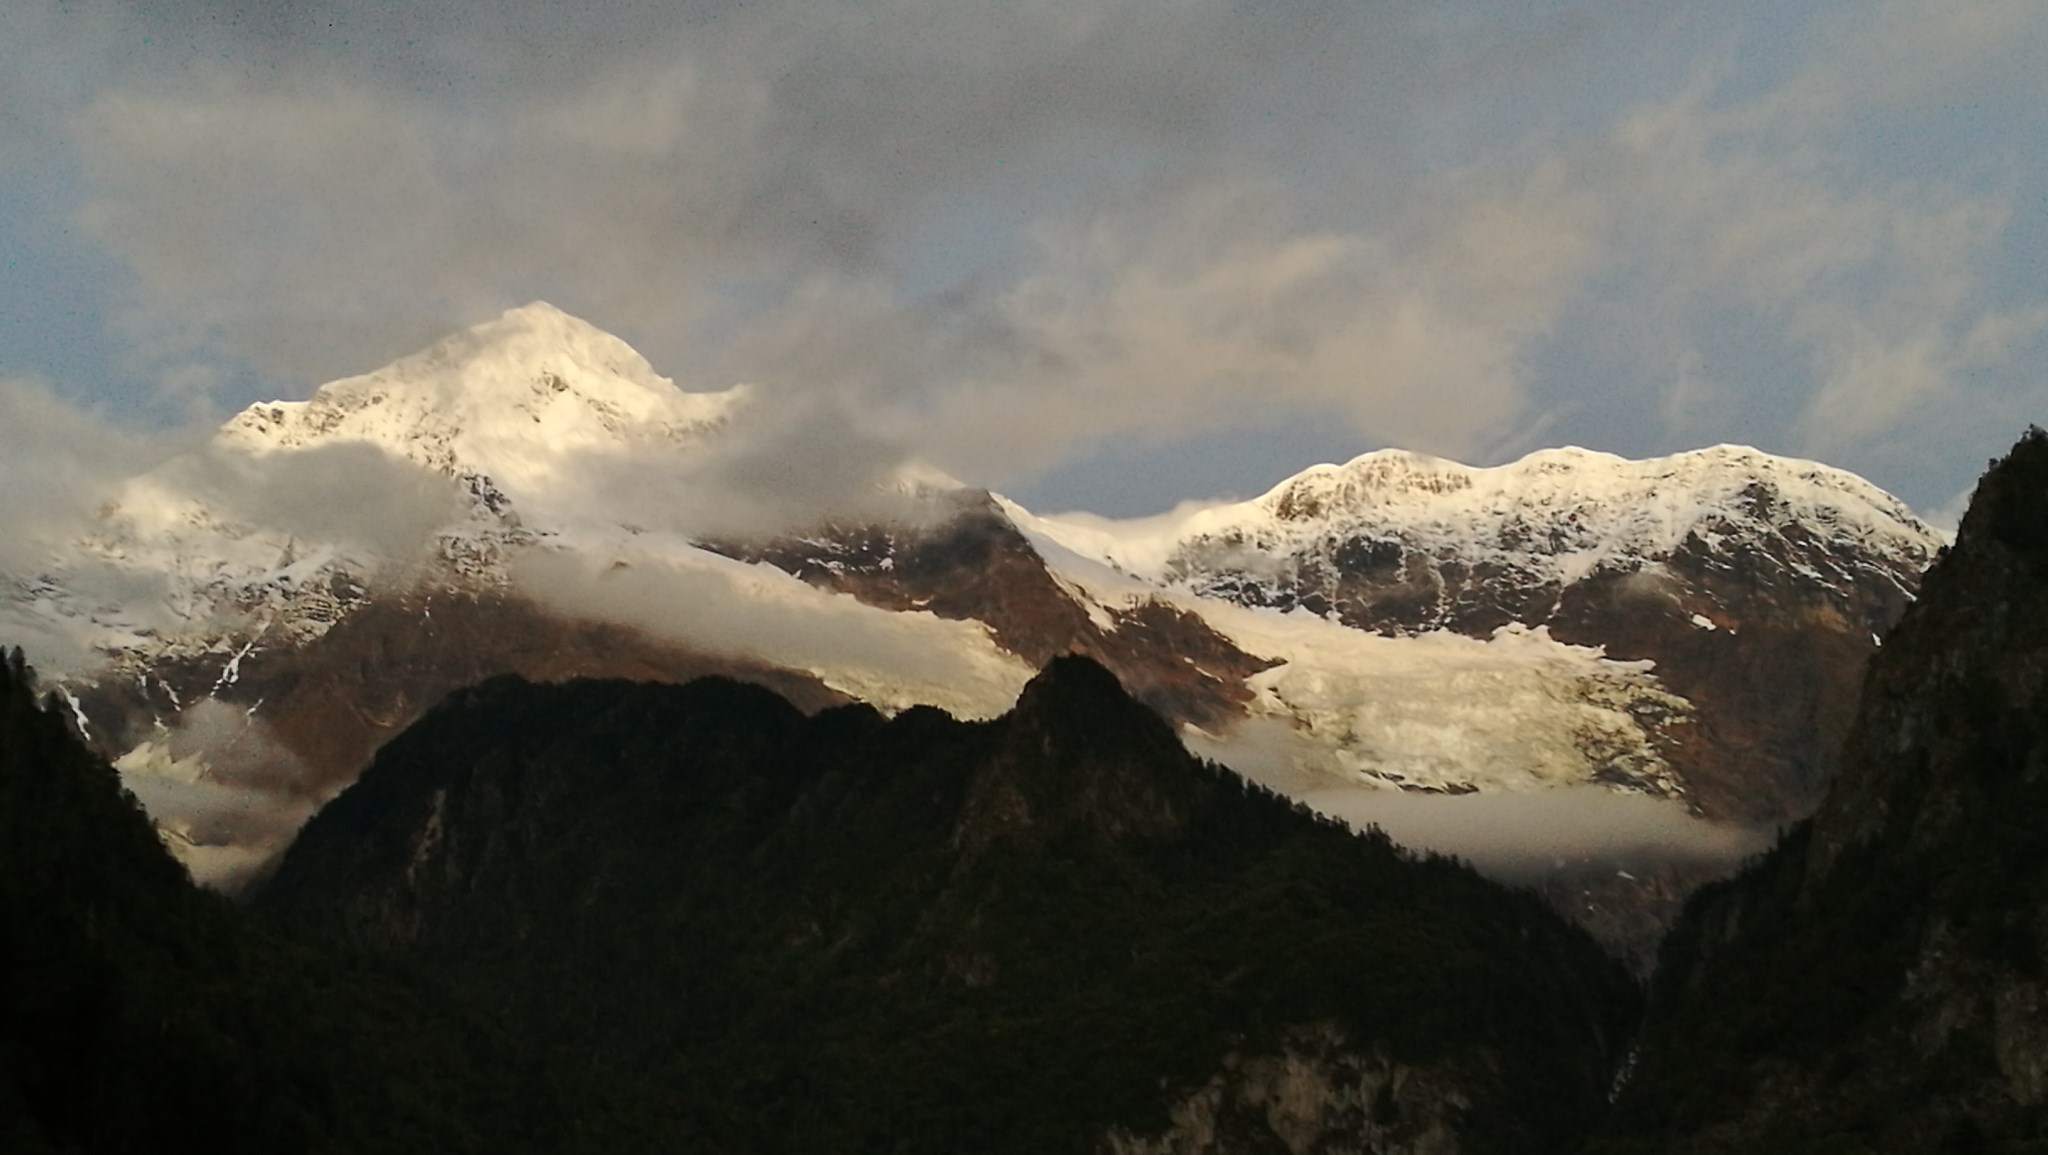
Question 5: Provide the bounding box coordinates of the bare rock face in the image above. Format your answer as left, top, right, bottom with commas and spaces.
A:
1103, 1024, 1468, 1155
1544, 528, 1919, 823
1597, 429, 2048, 1152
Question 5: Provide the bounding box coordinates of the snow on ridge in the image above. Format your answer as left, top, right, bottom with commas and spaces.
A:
1016, 443, 1947, 587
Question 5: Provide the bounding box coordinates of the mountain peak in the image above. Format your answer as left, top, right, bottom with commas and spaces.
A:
214, 304, 746, 504
1013, 652, 1142, 721
500, 298, 577, 322
456, 300, 647, 370
1022, 441, 1944, 591
1954, 425, 2048, 558
999, 652, 1192, 814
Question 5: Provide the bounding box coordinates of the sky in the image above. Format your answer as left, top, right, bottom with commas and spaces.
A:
3, 0, 2045, 523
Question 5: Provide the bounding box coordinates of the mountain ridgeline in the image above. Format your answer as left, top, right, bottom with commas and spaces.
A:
258, 654, 1639, 1153
12, 428, 2048, 1150
17, 304, 1944, 918
3, 638, 1638, 1153
1596, 428, 2048, 1153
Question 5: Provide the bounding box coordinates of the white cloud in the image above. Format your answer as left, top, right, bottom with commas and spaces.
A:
115, 698, 320, 891
888, 166, 1600, 483
1192, 716, 1766, 881
1538, 28, 2048, 478
506, 544, 1033, 721
20, 0, 2048, 521
0, 378, 188, 573
1755, 0, 2048, 126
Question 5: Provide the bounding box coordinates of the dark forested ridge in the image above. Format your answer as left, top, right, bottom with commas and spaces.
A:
4, 638, 1637, 1152
1594, 429, 2048, 1154
258, 653, 1639, 1153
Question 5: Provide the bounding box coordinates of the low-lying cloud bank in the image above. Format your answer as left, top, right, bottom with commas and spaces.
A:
1189, 717, 1769, 882
114, 699, 320, 892
507, 543, 1033, 722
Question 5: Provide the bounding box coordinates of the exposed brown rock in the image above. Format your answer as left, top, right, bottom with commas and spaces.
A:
711, 492, 1276, 731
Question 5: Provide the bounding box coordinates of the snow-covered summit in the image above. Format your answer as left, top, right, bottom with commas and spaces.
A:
12, 304, 761, 676
1017, 443, 1947, 592
217, 301, 745, 504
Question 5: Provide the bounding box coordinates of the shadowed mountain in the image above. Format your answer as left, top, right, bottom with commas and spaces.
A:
1594, 428, 2048, 1153
261, 654, 1640, 1154
0, 647, 536, 1154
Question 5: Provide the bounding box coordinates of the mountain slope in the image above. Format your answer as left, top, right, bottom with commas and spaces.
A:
261, 655, 1641, 1154
1019, 445, 1943, 823
0, 648, 539, 1154
1594, 428, 2048, 1152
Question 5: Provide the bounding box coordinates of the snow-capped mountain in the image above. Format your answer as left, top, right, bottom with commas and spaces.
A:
213, 300, 745, 520
1005, 446, 1943, 826
1014, 443, 1935, 622
0, 303, 1945, 921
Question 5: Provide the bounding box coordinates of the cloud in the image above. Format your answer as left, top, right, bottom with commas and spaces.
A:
17, 1, 2048, 522
0, 378, 188, 573
1310, 787, 1769, 882
51, 1, 1608, 482
115, 698, 320, 890
928, 175, 1590, 476
58, 1, 1355, 388
1514, 18, 2048, 501
1195, 717, 1767, 881
507, 545, 1033, 721
0, 415, 461, 678
161, 442, 467, 562
1755, 0, 2048, 126
538, 392, 934, 541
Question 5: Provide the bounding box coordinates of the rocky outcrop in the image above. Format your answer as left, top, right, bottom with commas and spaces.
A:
708, 492, 1277, 730
1103, 1024, 1468, 1155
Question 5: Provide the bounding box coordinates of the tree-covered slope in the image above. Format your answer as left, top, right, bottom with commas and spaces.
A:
262, 654, 1640, 1154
